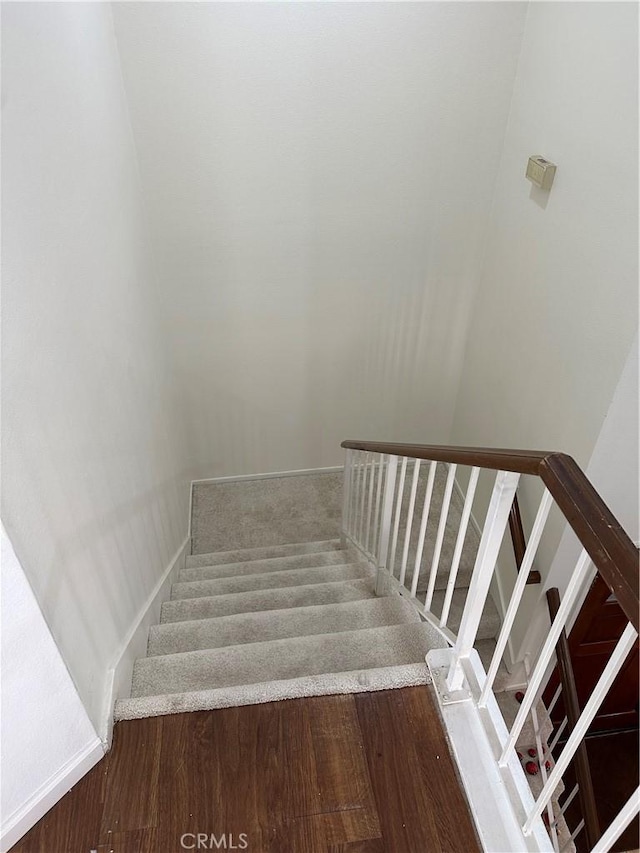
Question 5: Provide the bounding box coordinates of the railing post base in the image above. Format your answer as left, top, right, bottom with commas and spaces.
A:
429, 655, 471, 705
427, 647, 554, 853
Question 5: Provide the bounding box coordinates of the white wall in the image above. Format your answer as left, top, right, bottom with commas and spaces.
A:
112, 1, 527, 476
515, 334, 639, 663
1, 527, 103, 852
449, 2, 638, 657
451, 1, 638, 468
3, 6, 636, 831
1, 3, 195, 736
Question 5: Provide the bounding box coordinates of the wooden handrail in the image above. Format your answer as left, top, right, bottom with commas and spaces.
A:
539, 453, 638, 633
341, 441, 639, 630
547, 587, 600, 848
341, 441, 551, 475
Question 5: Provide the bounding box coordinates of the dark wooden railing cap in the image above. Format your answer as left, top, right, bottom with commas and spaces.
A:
341, 440, 553, 475
341, 440, 639, 630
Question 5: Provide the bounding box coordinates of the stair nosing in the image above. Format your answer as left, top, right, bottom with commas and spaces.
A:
134, 621, 437, 675
115, 662, 431, 720
186, 539, 343, 565
170, 562, 372, 600
160, 577, 376, 622
147, 596, 420, 657
177, 549, 357, 581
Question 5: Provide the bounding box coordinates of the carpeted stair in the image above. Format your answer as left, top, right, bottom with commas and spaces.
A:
115, 536, 500, 721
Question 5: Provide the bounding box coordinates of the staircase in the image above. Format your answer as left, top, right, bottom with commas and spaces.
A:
115, 493, 499, 721
112, 445, 640, 853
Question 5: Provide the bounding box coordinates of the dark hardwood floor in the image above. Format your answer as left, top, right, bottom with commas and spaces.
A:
11, 687, 480, 853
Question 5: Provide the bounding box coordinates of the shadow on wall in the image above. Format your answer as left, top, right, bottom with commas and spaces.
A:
2, 418, 194, 727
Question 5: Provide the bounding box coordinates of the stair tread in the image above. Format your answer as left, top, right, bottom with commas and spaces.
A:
131, 622, 446, 698
178, 549, 357, 583
171, 562, 373, 600
186, 539, 343, 568
115, 661, 432, 721
161, 577, 377, 623
148, 596, 421, 656
180, 550, 472, 591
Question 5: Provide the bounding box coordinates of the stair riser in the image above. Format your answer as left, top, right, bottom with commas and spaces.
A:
131, 623, 444, 697
161, 579, 376, 623
186, 539, 342, 568
178, 557, 472, 590
171, 563, 372, 600
178, 550, 356, 583
148, 597, 420, 656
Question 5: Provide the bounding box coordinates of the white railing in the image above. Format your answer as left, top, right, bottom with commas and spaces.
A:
341, 446, 639, 853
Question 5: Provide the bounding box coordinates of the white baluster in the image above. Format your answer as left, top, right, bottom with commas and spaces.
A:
365, 452, 376, 553
499, 549, 593, 764
341, 449, 353, 547
440, 466, 480, 627
399, 459, 420, 587
553, 784, 579, 826
410, 461, 437, 598
546, 683, 562, 717
424, 463, 457, 611
446, 469, 520, 693
358, 451, 370, 544
371, 454, 385, 560
591, 787, 640, 853
548, 718, 568, 753
352, 451, 363, 542
561, 820, 585, 851
530, 698, 558, 850
522, 622, 638, 834
376, 455, 398, 595
388, 456, 408, 577
347, 451, 356, 538
479, 489, 554, 705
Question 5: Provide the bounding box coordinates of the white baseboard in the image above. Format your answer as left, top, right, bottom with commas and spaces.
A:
0, 737, 104, 853
191, 465, 343, 486
100, 535, 191, 745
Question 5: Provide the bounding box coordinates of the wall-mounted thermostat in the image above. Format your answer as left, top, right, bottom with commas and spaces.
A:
526, 155, 557, 191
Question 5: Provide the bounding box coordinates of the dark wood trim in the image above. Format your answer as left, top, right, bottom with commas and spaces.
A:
547, 588, 601, 849
341, 441, 639, 629
341, 441, 550, 475
540, 454, 639, 632
508, 494, 527, 569
508, 494, 541, 584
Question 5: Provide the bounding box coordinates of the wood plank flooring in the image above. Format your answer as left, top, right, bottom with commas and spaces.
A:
11, 687, 480, 853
